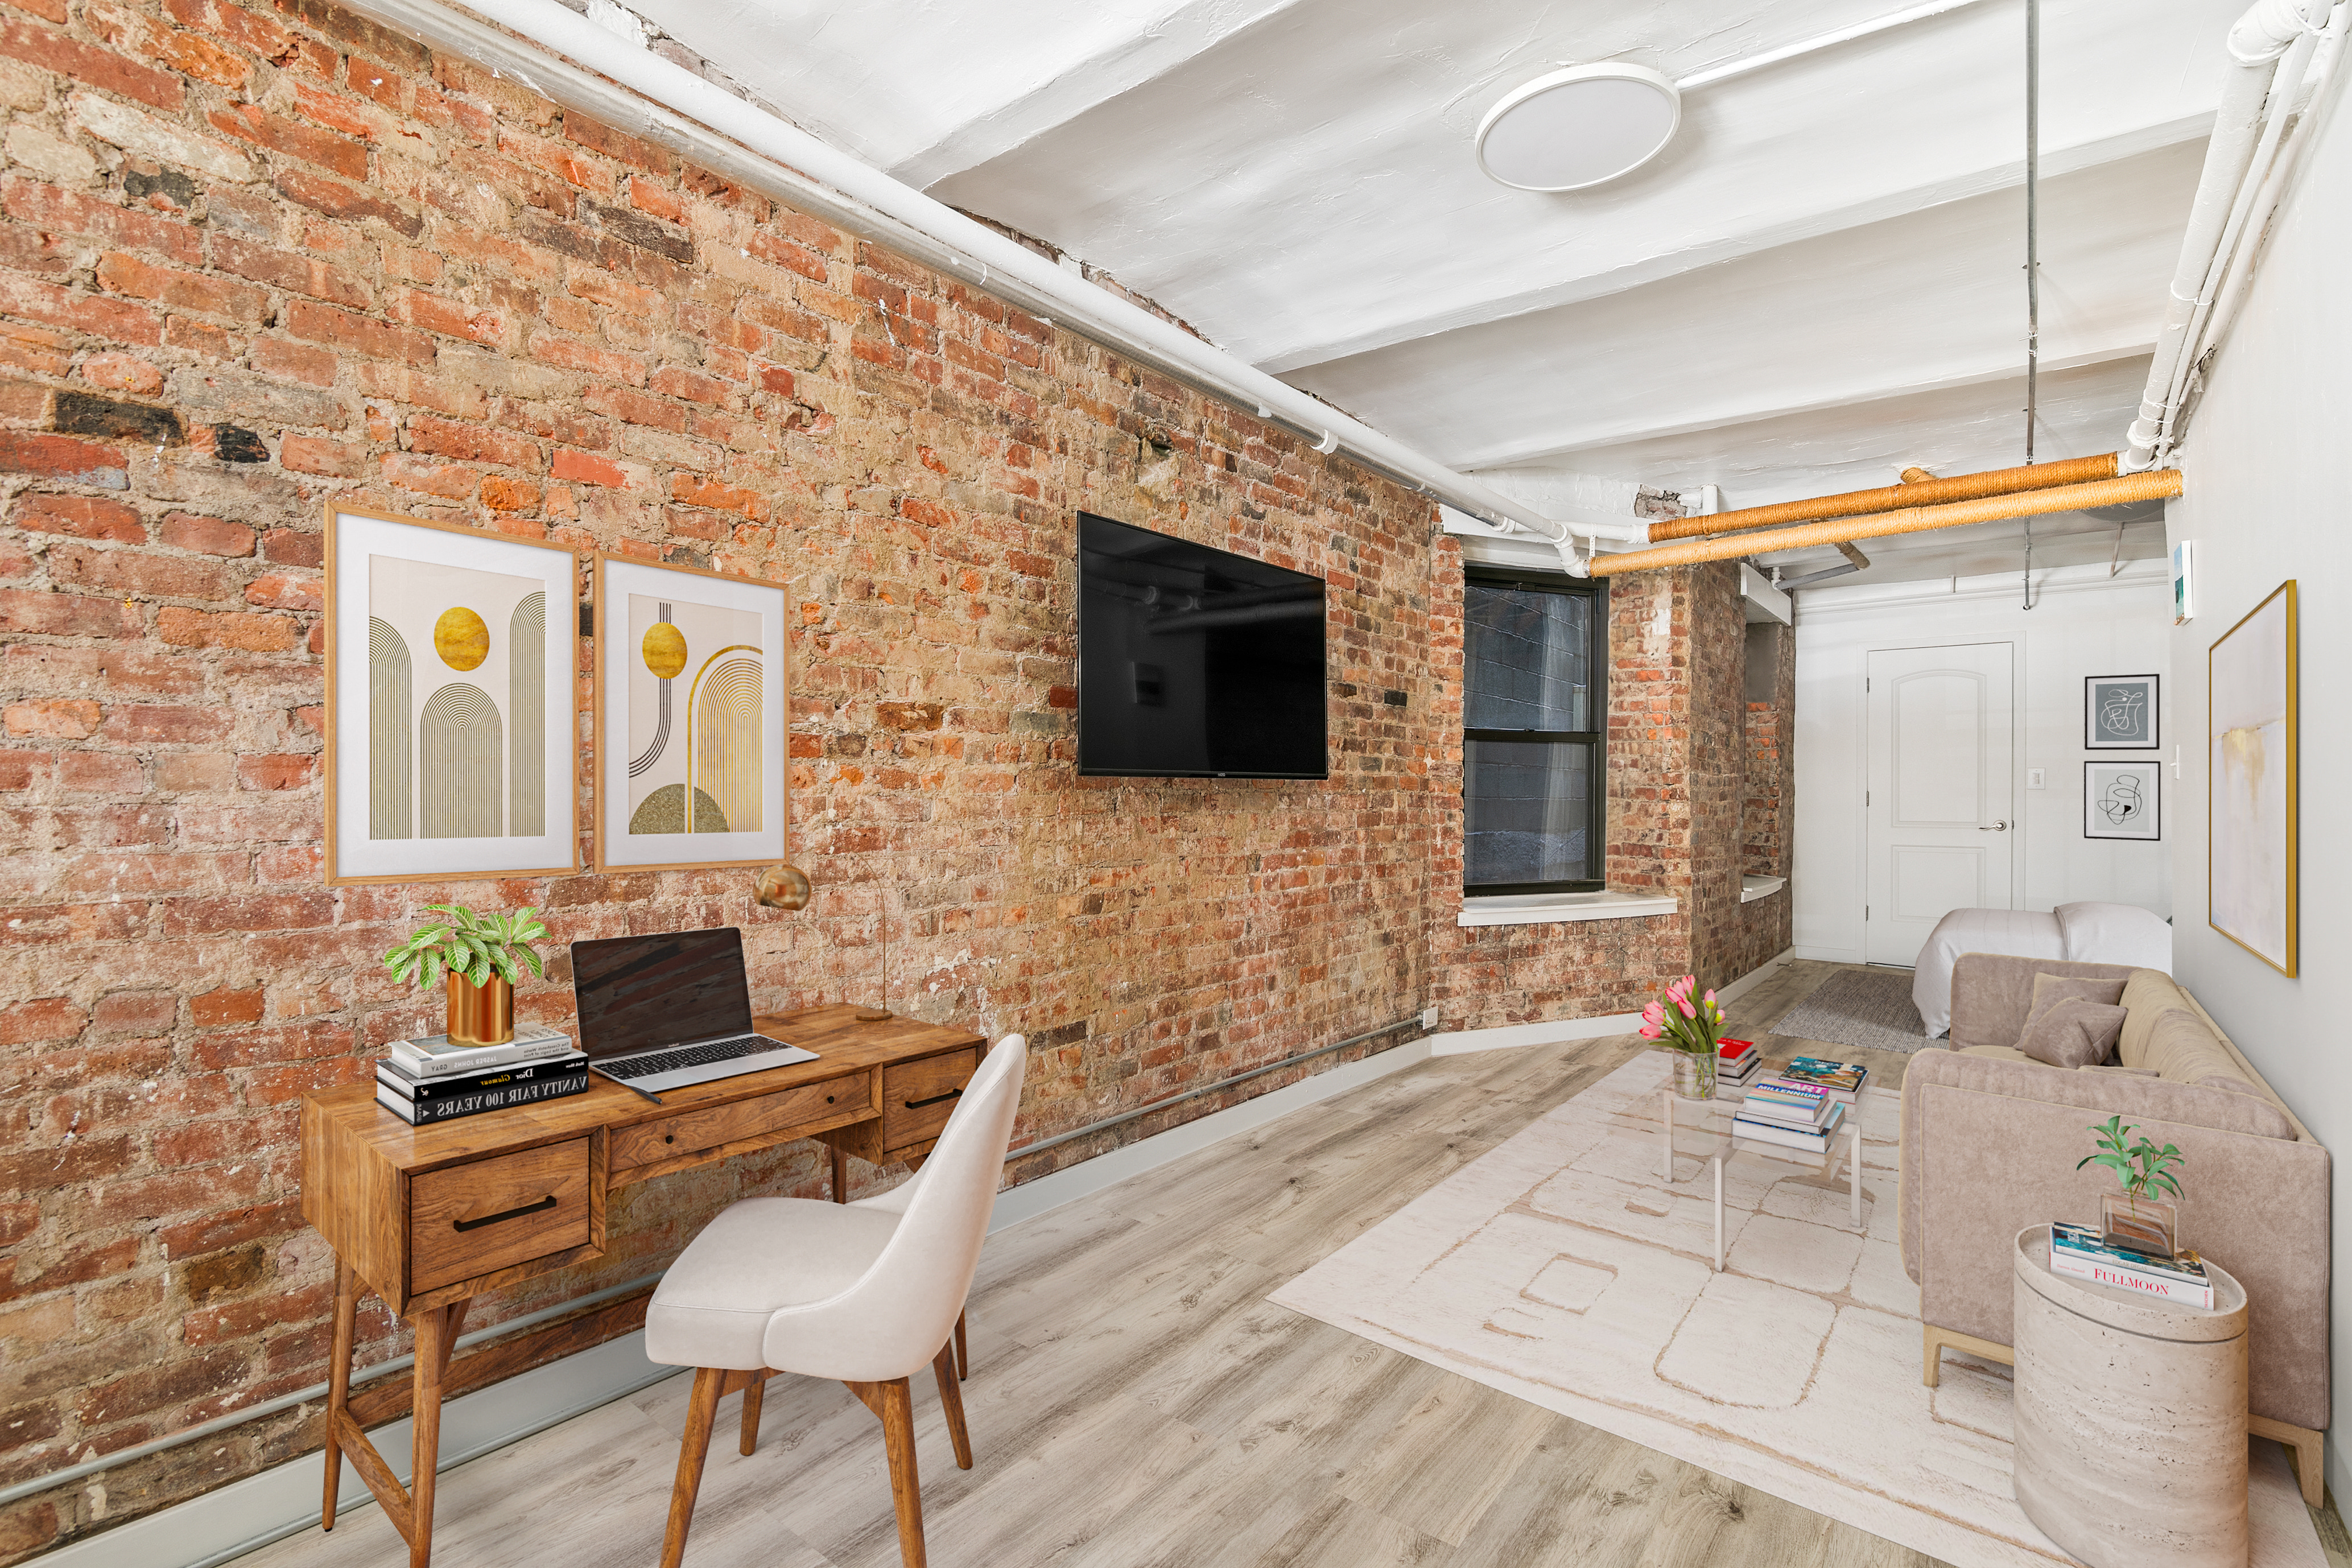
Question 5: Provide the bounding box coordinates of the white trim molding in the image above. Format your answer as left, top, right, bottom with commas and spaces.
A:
1459, 890, 1680, 927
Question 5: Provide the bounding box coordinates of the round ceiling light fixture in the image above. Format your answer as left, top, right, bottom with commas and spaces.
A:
1475, 63, 1682, 192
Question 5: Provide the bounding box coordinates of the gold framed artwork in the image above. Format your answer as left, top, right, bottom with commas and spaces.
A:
324, 505, 580, 885
593, 554, 789, 872
2209, 579, 2296, 975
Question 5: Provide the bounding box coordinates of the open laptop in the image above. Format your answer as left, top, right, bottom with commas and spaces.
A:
570, 927, 817, 1095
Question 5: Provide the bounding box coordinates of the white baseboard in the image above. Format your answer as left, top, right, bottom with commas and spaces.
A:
34, 953, 1796, 1568
1423, 947, 1793, 1058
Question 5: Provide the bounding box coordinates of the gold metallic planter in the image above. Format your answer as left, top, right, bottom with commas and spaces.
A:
445, 972, 514, 1045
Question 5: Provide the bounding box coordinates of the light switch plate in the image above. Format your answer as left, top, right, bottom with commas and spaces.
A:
2027, 768, 2046, 790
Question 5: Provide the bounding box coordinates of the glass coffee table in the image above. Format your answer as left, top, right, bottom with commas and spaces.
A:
1656, 1086, 1864, 1271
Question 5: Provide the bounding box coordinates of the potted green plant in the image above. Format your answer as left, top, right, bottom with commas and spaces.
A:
1641, 974, 1724, 1099
383, 904, 548, 1046
2076, 1115, 2185, 1258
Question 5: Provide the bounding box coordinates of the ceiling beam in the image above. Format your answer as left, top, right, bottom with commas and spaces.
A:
1255, 114, 2210, 376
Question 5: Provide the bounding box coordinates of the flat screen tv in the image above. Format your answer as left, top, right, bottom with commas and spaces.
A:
1077, 511, 1326, 779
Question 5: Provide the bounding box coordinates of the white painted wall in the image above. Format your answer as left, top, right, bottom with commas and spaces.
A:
2159, 54, 2352, 1503
1792, 559, 2173, 963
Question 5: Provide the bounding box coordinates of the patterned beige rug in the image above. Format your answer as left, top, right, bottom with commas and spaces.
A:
1271, 1054, 2322, 1568
1769, 967, 1937, 1053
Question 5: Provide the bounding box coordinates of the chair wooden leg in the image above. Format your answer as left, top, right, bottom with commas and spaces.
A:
954, 1310, 967, 1381
847, 1378, 926, 1568
932, 1343, 972, 1470
738, 1374, 765, 1457
832, 1142, 850, 1203
662, 1368, 725, 1568
320, 1260, 358, 1529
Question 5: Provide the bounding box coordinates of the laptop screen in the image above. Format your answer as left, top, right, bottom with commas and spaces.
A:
570, 927, 754, 1059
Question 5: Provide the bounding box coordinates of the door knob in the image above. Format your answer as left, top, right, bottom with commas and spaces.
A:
1979, 820, 2009, 831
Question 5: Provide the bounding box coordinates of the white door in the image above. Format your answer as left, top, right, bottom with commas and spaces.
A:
1865, 643, 2015, 965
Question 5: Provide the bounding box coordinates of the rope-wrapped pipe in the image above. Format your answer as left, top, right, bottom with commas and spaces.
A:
1642, 452, 2120, 543
1588, 470, 2182, 576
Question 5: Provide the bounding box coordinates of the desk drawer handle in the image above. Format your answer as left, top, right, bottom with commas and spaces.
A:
453, 1195, 556, 1232
905, 1088, 963, 1111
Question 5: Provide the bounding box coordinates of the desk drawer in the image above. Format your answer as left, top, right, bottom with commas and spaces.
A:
410, 1139, 590, 1293
882, 1048, 979, 1152
610, 1075, 876, 1173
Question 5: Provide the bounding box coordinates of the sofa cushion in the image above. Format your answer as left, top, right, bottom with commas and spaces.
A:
2141, 1006, 2258, 1091
2025, 972, 2127, 1031
1957, 1044, 2033, 1063
2018, 997, 2128, 1069
2118, 969, 2193, 1067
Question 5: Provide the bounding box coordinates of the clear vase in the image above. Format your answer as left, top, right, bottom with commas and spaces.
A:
1672, 1050, 1716, 1100
2099, 1191, 2178, 1260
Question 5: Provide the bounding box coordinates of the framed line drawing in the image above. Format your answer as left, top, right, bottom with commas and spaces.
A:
593, 554, 789, 872
2210, 580, 2297, 975
2085, 674, 2160, 749
2083, 762, 2159, 840
325, 505, 579, 885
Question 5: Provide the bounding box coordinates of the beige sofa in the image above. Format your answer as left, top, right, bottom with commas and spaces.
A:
1900, 953, 2330, 1503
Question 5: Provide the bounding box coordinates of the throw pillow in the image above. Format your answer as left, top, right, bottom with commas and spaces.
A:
2017, 997, 2130, 1070
2024, 972, 2128, 1035
2140, 1006, 2258, 1091
2117, 969, 2192, 1067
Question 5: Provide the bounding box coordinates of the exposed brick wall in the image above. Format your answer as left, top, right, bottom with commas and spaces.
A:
0, 2, 1768, 1555
1743, 700, 1786, 876
1728, 608, 1796, 980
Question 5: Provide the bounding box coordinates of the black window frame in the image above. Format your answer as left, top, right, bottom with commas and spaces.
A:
1462, 564, 1608, 896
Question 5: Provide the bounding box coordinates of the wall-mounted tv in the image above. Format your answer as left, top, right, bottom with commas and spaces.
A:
1077, 512, 1327, 779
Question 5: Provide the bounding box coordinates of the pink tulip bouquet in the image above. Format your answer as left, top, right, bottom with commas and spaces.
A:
1643, 975, 1724, 1097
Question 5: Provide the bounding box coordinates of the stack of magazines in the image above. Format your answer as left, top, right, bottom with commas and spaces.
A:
2049, 1221, 2215, 1309
1714, 1038, 1764, 1088
1761, 1055, 1868, 1101
376, 1028, 588, 1126
1731, 1077, 1847, 1153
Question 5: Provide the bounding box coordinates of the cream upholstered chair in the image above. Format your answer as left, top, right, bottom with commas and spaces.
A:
645, 1034, 1027, 1568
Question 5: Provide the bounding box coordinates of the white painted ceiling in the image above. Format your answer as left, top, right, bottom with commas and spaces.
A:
637, 0, 2248, 580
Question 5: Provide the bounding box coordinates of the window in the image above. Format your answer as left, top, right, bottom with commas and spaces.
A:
1462, 567, 1607, 894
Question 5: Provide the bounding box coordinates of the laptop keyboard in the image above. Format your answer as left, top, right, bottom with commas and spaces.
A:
600, 1035, 777, 1080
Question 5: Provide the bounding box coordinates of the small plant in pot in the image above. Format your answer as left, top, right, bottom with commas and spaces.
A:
1643, 974, 1724, 1099
383, 904, 547, 1046
2077, 1115, 2185, 1259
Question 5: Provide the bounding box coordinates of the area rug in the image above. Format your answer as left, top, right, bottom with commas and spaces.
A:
1769, 967, 1937, 1054
1270, 1054, 2321, 1568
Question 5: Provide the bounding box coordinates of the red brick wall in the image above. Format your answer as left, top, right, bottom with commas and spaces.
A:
0, 3, 1763, 1556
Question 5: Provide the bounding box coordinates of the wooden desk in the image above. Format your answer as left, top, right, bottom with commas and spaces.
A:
299, 1005, 984, 1568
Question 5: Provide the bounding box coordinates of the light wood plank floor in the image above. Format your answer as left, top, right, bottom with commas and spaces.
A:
236, 960, 2341, 1568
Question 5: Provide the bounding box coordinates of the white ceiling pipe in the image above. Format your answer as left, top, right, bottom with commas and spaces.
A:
333, 0, 1610, 572
1673, 0, 1994, 91
2124, 0, 2335, 468
2175, 4, 2349, 434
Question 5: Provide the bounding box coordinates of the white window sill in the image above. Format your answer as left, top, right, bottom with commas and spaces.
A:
1741, 874, 1788, 903
1458, 890, 1680, 928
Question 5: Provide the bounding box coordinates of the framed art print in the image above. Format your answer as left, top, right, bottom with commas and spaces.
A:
2084, 674, 2159, 749
2210, 580, 2297, 975
593, 554, 788, 872
325, 506, 579, 885
2083, 762, 2159, 840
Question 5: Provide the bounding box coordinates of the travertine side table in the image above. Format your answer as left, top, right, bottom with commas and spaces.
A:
2010, 1224, 2250, 1568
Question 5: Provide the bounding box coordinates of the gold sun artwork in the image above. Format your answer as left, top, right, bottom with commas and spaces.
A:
433, 606, 489, 671
642, 621, 688, 679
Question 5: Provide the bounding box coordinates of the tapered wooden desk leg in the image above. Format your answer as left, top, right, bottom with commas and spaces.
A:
662, 1368, 724, 1568
832, 1142, 849, 1204
320, 1260, 358, 1529
954, 1310, 967, 1380
407, 1304, 452, 1568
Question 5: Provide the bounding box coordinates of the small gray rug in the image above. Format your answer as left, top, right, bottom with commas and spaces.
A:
1769, 968, 1935, 1055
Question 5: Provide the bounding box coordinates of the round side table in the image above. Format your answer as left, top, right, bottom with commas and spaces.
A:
2010, 1224, 2249, 1568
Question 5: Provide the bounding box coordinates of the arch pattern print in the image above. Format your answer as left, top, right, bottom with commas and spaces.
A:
419, 683, 504, 839
367, 616, 412, 840
692, 655, 762, 833
508, 592, 545, 836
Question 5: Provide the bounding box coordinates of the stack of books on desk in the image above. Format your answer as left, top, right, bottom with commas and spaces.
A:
376, 1028, 589, 1126
2049, 1221, 2214, 1309
1731, 1077, 1847, 1153
1714, 1038, 1763, 1088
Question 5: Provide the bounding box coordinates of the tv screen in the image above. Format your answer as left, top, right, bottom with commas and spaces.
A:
1077, 512, 1326, 778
